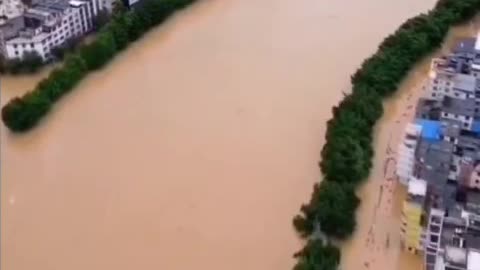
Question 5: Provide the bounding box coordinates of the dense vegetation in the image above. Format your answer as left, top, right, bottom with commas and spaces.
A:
292, 0, 480, 269
2, 0, 198, 132
0, 51, 43, 74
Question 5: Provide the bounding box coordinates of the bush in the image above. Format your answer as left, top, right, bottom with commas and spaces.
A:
2, 0, 199, 132
293, 239, 340, 270
51, 36, 83, 60
295, 182, 359, 239
4, 51, 43, 74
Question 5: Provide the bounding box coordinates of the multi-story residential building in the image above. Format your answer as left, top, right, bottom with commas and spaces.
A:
397, 33, 480, 270
398, 123, 422, 185
0, 0, 112, 61
401, 177, 427, 252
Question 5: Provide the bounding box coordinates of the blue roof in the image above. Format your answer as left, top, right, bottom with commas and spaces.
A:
473, 121, 480, 134
415, 119, 442, 141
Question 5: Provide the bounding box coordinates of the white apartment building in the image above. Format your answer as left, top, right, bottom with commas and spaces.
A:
426, 69, 477, 101
0, 0, 112, 61
397, 123, 422, 185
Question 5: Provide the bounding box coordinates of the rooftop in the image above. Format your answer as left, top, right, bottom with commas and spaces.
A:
415, 119, 442, 141
416, 98, 441, 120
409, 177, 428, 196
0, 15, 24, 39
454, 38, 476, 54
468, 250, 480, 270
452, 74, 476, 93
6, 31, 49, 43
442, 96, 476, 117
440, 119, 462, 138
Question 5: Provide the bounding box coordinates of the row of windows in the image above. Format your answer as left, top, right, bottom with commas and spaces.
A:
12, 43, 35, 49
442, 111, 473, 122
433, 79, 452, 86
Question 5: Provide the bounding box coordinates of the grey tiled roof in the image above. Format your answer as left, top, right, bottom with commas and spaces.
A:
442, 97, 476, 117
453, 74, 476, 93
0, 16, 25, 40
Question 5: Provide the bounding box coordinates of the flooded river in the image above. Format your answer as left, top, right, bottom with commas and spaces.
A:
1, 1, 437, 269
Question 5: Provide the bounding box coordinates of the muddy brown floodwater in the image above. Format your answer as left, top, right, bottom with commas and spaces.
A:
1, 1, 437, 270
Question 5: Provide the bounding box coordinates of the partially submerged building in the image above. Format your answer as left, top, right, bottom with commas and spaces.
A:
0, 0, 112, 61
397, 33, 480, 270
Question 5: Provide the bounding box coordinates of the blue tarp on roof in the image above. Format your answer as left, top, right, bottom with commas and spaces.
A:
415, 119, 442, 141
472, 121, 480, 134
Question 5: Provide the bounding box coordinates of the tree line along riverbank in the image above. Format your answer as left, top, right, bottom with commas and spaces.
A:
1, 0, 198, 132
292, 1, 480, 269
2, 0, 480, 269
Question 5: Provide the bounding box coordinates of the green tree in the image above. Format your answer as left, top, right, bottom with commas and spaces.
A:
293, 239, 340, 270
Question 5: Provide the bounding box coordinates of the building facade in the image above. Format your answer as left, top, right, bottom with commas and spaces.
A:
0, 0, 112, 61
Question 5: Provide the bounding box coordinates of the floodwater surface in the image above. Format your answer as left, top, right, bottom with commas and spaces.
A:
1, 1, 437, 269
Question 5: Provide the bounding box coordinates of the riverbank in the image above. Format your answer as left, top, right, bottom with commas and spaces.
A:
340, 19, 480, 270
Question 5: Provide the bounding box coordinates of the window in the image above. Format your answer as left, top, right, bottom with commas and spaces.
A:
443, 112, 448, 117
447, 82, 451, 86
450, 137, 455, 143
434, 79, 439, 83
14, 50, 18, 55
450, 165, 457, 172
454, 114, 458, 119
433, 86, 438, 91
446, 88, 450, 92
13, 44, 17, 48
22, 44, 26, 48
430, 235, 439, 243
432, 93, 437, 97
30, 43, 34, 48
466, 116, 471, 120
464, 122, 469, 128
455, 92, 459, 97
430, 225, 440, 233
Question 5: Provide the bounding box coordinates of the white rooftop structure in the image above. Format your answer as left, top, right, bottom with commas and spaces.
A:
406, 123, 423, 136
467, 250, 480, 270
475, 32, 480, 51
408, 177, 427, 196
445, 246, 467, 265
69, 0, 84, 7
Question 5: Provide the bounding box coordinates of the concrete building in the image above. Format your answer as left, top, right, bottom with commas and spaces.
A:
0, 0, 112, 61
401, 177, 427, 253
397, 123, 422, 185
397, 34, 480, 270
